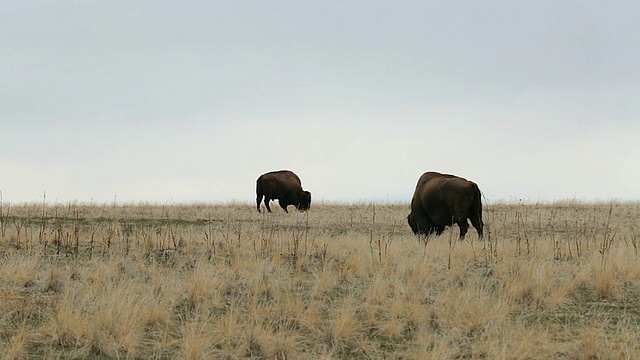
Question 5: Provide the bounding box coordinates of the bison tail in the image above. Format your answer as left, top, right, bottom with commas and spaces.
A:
256, 178, 264, 212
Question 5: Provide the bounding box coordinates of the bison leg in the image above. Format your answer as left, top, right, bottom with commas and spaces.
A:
264, 197, 273, 213
470, 215, 484, 238
279, 201, 289, 213
256, 194, 263, 212
457, 219, 470, 240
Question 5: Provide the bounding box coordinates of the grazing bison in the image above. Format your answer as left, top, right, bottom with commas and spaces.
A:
256, 170, 311, 213
407, 171, 483, 239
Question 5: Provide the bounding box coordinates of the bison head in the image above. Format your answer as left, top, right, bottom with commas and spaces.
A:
407, 214, 418, 234
407, 213, 437, 236
297, 191, 311, 211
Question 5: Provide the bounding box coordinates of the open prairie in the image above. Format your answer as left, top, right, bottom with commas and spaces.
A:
0, 201, 639, 359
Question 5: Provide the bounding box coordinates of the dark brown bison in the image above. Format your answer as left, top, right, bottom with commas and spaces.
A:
407, 171, 483, 239
256, 170, 311, 213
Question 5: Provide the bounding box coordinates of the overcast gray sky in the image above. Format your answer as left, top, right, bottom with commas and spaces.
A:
2, 1, 639, 204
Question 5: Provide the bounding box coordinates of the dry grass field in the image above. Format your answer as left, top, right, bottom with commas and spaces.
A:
1, 200, 639, 359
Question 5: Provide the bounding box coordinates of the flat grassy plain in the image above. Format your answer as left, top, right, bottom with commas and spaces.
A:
1, 201, 639, 359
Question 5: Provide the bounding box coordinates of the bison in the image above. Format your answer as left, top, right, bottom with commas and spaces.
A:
256, 170, 311, 213
407, 171, 483, 239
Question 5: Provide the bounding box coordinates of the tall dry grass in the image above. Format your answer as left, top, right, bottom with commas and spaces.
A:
0, 201, 639, 358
